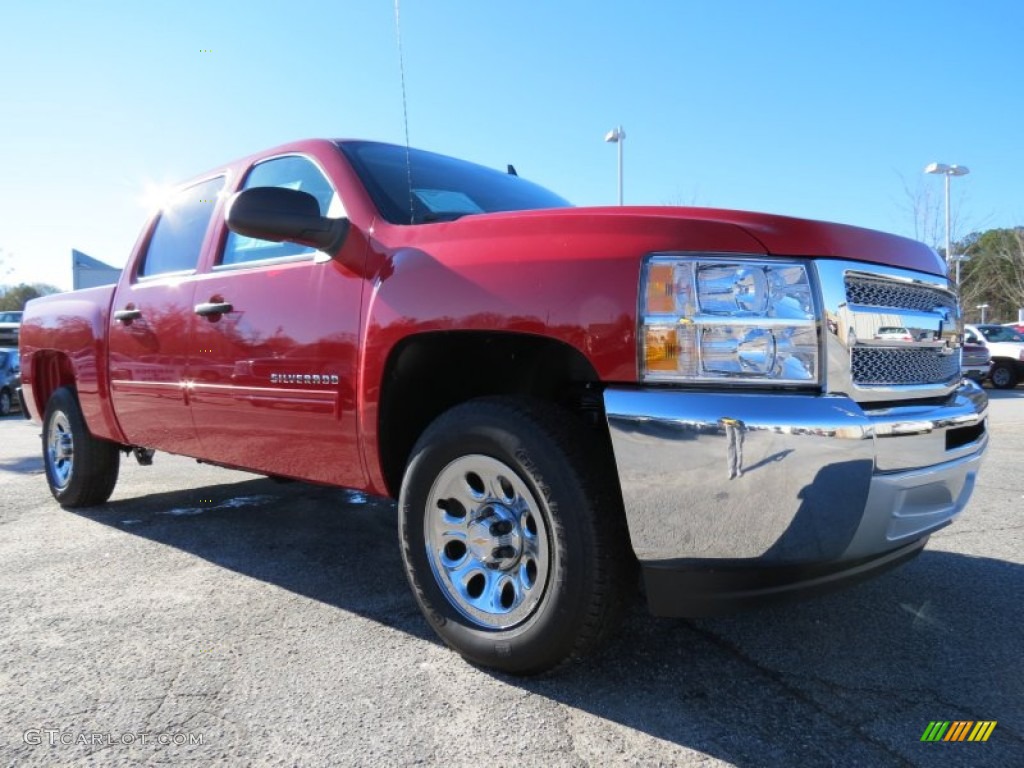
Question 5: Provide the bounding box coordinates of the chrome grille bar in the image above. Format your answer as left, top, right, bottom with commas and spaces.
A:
817, 261, 961, 403
851, 346, 961, 386
845, 275, 958, 314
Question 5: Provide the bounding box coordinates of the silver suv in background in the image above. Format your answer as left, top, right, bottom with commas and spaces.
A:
965, 324, 1024, 389
961, 341, 991, 383
0, 347, 21, 416
0, 311, 23, 347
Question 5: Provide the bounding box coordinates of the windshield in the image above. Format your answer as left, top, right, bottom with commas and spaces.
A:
979, 326, 1023, 342
338, 141, 571, 225
0, 312, 23, 323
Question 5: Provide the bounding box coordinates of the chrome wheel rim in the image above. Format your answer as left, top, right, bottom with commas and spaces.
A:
47, 411, 74, 491
424, 455, 551, 629
992, 367, 1010, 387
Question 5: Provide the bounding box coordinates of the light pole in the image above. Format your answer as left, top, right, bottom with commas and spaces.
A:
604, 126, 625, 205
976, 303, 989, 324
924, 162, 970, 284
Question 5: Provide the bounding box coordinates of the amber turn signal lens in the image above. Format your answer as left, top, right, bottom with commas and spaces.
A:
644, 327, 679, 372
645, 264, 676, 313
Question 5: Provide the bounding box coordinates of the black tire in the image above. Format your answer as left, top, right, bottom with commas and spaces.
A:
989, 361, 1019, 390
399, 397, 634, 675
42, 387, 120, 508
0, 388, 11, 416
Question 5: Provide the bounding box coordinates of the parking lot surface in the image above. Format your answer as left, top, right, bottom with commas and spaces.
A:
1, 392, 1021, 767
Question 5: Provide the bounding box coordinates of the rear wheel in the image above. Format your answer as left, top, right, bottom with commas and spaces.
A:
43, 387, 120, 508
990, 361, 1019, 389
399, 397, 633, 675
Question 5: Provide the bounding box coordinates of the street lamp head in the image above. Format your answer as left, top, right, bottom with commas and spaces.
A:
604, 127, 625, 143
924, 162, 970, 177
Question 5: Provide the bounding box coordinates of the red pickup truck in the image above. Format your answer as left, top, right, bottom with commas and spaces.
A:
20, 139, 988, 673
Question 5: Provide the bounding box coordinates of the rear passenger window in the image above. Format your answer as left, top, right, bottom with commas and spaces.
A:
220, 155, 343, 266
138, 176, 225, 277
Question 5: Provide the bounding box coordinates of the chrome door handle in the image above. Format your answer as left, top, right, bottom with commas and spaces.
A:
194, 302, 233, 317
114, 308, 142, 322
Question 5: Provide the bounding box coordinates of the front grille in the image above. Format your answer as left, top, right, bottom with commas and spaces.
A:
851, 347, 960, 386
845, 275, 956, 314
819, 262, 963, 400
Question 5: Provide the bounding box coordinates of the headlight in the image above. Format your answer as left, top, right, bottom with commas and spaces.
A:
640, 255, 819, 384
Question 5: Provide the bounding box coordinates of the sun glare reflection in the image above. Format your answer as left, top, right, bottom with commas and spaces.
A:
138, 181, 177, 213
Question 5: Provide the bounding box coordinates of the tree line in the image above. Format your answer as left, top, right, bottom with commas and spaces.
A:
0, 283, 61, 312
955, 227, 1024, 325
0, 249, 61, 311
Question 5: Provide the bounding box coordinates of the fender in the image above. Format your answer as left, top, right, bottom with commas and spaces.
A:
353, 211, 769, 494
20, 286, 126, 443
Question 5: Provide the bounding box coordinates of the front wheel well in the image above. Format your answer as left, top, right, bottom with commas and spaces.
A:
377, 331, 607, 497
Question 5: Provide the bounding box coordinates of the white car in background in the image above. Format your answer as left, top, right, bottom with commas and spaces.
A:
874, 326, 915, 341
965, 323, 1024, 389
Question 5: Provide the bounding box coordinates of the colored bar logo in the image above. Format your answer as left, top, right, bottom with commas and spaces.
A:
920, 721, 997, 742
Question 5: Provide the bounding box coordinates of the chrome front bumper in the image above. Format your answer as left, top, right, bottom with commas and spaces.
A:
604, 381, 987, 611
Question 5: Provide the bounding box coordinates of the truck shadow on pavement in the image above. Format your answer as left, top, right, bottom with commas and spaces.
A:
76, 477, 436, 642
0, 453, 44, 473
73, 479, 1022, 767
521, 551, 1024, 766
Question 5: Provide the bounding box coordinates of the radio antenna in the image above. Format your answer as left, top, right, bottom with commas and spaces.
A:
393, 0, 415, 223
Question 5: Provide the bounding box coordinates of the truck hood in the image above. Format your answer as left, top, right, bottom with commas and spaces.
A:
406, 206, 946, 277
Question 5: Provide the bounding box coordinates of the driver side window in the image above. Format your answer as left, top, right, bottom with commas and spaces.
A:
220, 155, 343, 267
139, 176, 225, 277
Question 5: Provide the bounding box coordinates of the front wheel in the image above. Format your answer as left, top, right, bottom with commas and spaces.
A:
43, 387, 120, 508
399, 397, 634, 675
990, 361, 1019, 390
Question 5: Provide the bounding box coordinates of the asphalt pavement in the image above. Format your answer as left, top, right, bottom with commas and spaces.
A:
0, 391, 1021, 767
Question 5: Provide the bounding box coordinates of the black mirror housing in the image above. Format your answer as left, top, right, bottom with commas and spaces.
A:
225, 187, 349, 253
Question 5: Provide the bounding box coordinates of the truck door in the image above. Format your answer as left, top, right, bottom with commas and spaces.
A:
108, 175, 225, 455
188, 153, 366, 487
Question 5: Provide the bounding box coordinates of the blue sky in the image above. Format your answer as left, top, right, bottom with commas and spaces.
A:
1, 0, 1021, 290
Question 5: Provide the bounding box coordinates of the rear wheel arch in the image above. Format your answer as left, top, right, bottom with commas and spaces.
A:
28, 351, 76, 420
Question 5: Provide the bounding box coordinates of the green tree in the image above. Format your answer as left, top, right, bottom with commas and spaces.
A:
957, 227, 1024, 324
0, 283, 62, 311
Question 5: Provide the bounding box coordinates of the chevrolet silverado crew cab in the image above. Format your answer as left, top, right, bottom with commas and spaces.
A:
20, 139, 988, 674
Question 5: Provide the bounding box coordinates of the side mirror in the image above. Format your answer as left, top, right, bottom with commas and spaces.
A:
225, 187, 349, 253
